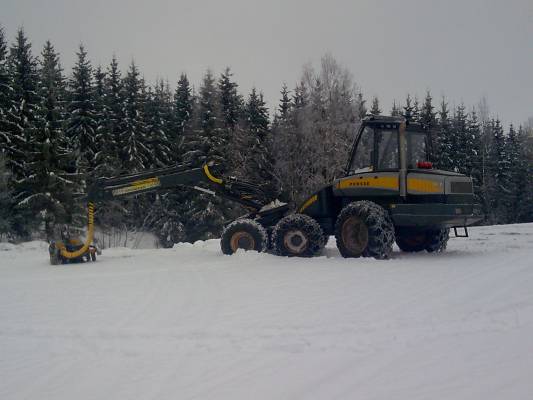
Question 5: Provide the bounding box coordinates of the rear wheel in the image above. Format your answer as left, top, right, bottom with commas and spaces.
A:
220, 219, 268, 255
335, 201, 395, 259
272, 214, 325, 257
395, 228, 427, 252
425, 228, 450, 252
395, 227, 450, 253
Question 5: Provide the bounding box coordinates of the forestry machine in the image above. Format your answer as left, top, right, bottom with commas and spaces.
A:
49, 115, 482, 264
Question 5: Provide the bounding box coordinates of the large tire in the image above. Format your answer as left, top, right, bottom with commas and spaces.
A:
272, 214, 325, 257
335, 200, 395, 259
220, 218, 268, 255
395, 227, 450, 253
425, 228, 450, 253
395, 228, 428, 252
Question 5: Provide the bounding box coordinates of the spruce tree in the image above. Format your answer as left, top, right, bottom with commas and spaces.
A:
390, 100, 401, 117
66, 45, 98, 175
144, 74, 194, 247
0, 26, 7, 104
435, 98, 453, 170
218, 67, 242, 130
403, 94, 415, 122
199, 70, 218, 136
0, 25, 10, 129
486, 119, 510, 223
180, 70, 226, 241
0, 25, 23, 177
173, 73, 193, 160
19, 40, 76, 239
278, 83, 291, 121
0, 154, 14, 238
452, 104, 468, 174
102, 56, 124, 169
516, 126, 533, 222
369, 96, 381, 115
243, 88, 276, 196
217, 67, 242, 171
7, 28, 42, 236
92, 59, 125, 235
505, 125, 522, 223
182, 71, 213, 168
144, 79, 172, 168
419, 92, 438, 162
7, 28, 40, 183
412, 96, 420, 122
120, 61, 150, 172
93, 64, 118, 178
419, 91, 436, 128
466, 110, 484, 210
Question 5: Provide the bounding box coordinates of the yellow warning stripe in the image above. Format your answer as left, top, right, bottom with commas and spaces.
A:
338, 176, 444, 194
407, 178, 443, 193
111, 177, 161, 196
299, 194, 318, 212
337, 176, 399, 190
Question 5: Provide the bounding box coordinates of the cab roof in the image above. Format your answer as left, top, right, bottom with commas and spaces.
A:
363, 115, 427, 132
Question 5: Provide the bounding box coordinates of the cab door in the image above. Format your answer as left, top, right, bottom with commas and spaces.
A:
334, 126, 400, 198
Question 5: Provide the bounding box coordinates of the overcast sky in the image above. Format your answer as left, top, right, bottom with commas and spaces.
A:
2, 0, 532, 126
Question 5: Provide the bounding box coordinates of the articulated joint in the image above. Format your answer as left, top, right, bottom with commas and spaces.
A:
203, 164, 223, 184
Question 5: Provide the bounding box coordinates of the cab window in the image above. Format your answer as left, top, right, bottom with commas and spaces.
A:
349, 126, 373, 171
376, 130, 399, 170
407, 132, 429, 168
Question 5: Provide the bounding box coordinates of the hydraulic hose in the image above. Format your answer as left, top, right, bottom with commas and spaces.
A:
58, 202, 95, 259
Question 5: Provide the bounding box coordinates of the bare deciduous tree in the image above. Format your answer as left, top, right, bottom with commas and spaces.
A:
272, 54, 363, 205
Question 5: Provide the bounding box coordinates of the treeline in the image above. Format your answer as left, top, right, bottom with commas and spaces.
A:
1, 27, 532, 245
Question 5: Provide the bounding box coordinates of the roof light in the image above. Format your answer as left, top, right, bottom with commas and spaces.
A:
417, 161, 433, 169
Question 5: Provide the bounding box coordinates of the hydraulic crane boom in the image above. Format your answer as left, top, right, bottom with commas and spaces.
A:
56, 163, 271, 261
87, 163, 268, 210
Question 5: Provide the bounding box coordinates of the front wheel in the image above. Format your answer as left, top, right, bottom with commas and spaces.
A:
272, 214, 325, 257
220, 219, 268, 255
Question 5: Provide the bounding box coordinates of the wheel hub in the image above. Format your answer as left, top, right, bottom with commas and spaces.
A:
230, 231, 255, 252
284, 230, 308, 254
341, 216, 369, 255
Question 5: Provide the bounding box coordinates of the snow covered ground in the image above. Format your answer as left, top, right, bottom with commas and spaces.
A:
1, 223, 533, 400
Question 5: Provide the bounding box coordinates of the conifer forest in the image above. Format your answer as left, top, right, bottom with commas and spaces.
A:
1, 26, 532, 246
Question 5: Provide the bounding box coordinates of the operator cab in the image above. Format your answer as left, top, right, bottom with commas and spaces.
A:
346, 116, 432, 175
336, 115, 473, 204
